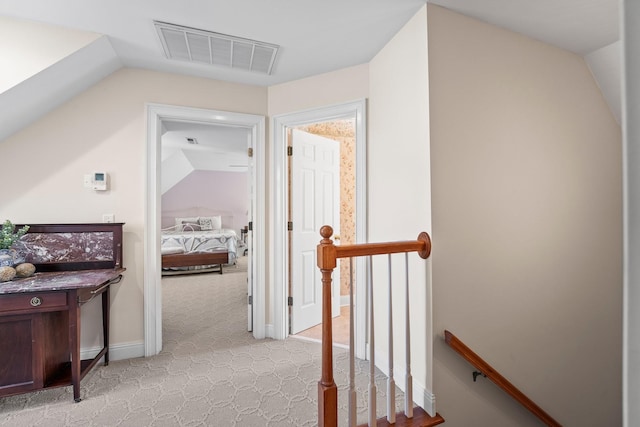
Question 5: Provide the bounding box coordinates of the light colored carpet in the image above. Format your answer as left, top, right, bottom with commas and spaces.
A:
0, 257, 404, 426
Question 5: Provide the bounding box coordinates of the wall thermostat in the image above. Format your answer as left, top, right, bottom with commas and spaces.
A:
91, 172, 108, 191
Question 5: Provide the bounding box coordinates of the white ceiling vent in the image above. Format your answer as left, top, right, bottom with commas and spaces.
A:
154, 21, 278, 75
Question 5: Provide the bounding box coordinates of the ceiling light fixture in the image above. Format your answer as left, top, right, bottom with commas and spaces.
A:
154, 20, 279, 75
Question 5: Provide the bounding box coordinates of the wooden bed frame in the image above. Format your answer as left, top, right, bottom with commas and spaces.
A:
161, 250, 229, 275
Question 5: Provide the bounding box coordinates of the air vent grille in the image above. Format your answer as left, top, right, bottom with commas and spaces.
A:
154, 21, 278, 75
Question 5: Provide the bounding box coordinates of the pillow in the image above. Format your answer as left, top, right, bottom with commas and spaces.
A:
175, 217, 199, 231
199, 216, 222, 231
161, 246, 184, 255
181, 221, 201, 232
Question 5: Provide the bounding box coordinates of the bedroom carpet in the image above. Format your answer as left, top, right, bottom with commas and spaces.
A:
0, 257, 406, 426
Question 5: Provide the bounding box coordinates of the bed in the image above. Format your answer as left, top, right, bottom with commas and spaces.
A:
160, 213, 240, 275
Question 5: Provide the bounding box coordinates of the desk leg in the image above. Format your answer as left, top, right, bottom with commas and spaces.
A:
69, 290, 82, 402
102, 286, 110, 366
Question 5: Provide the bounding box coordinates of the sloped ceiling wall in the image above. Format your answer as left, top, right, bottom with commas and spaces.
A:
161, 149, 194, 194
0, 17, 121, 142
0, 13, 621, 143
585, 41, 621, 123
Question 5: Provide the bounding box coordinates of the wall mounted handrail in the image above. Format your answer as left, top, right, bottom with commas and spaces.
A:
444, 330, 562, 427
318, 232, 432, 268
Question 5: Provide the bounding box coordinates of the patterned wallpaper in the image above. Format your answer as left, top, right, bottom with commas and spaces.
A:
297, 120, 356, 297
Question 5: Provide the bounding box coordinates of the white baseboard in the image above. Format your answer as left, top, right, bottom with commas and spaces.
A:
80, 341, 145, 362
420, 387, 437, 417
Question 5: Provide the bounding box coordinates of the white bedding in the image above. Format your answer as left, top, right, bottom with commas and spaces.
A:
161, 228, 238, 265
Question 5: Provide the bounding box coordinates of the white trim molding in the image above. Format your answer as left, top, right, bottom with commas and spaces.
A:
81, 341, 145, 362
145, 104, 266, 356
623, 2, 640, 426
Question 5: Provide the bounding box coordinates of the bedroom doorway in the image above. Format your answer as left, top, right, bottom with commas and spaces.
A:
272, 99, 367, 359
145, 104, 266, 357
159, 120, 251, 321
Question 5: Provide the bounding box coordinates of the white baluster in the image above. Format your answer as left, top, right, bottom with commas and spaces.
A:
368, 256, 377, 427
387, 254, 396, 423
405, 253, 413, 418
349, 258, 356, 427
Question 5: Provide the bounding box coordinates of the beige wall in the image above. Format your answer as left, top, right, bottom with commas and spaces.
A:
267, 63, 368, 116
1, 68, 267, 350
428, 5, 622, 426
368, 4, 433, 409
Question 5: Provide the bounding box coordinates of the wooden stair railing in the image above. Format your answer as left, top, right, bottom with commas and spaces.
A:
444, 330, 562, 427
316, 225, 444, 427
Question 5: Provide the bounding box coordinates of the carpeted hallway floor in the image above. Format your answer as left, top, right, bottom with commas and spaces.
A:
0, 256, 404, 426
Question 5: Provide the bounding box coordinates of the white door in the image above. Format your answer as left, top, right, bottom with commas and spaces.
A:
290, 129, 341, 334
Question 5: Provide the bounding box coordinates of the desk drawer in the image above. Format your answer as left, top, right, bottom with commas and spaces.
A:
0, 292, 68, 313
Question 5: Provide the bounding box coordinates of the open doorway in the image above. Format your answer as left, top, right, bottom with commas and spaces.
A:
145, 104, 266, 357
272, 99, 367, 358
288, 121, 356, 347
159, 120, 250, 330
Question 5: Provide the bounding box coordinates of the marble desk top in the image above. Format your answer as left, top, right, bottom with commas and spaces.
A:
0, 268, 125, 294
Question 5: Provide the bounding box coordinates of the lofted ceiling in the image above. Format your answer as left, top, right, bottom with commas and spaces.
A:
0, 0, 621, 169
0, 0, 429, 87
428, 0, 618, 55
161, 121, 250, 172
0, 0, 618, 86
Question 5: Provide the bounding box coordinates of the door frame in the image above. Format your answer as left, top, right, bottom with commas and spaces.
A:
271, 99, 367, 358
144, 103, 266, 356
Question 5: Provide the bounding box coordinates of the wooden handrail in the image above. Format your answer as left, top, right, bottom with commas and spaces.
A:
444, 330, 562, 427
317, 226, 432, 269
316, 225, 433, 427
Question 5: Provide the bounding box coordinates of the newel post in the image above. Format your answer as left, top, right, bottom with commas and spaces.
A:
317, 225, 338, 427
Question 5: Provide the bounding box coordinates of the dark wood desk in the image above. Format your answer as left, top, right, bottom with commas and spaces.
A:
0, 269, 123, 401
0, 223, 124, 402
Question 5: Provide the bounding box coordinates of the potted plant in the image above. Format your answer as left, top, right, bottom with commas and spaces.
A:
0, 220, 29, 267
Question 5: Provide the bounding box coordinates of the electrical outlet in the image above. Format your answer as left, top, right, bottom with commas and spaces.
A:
102, 214, 115, 223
